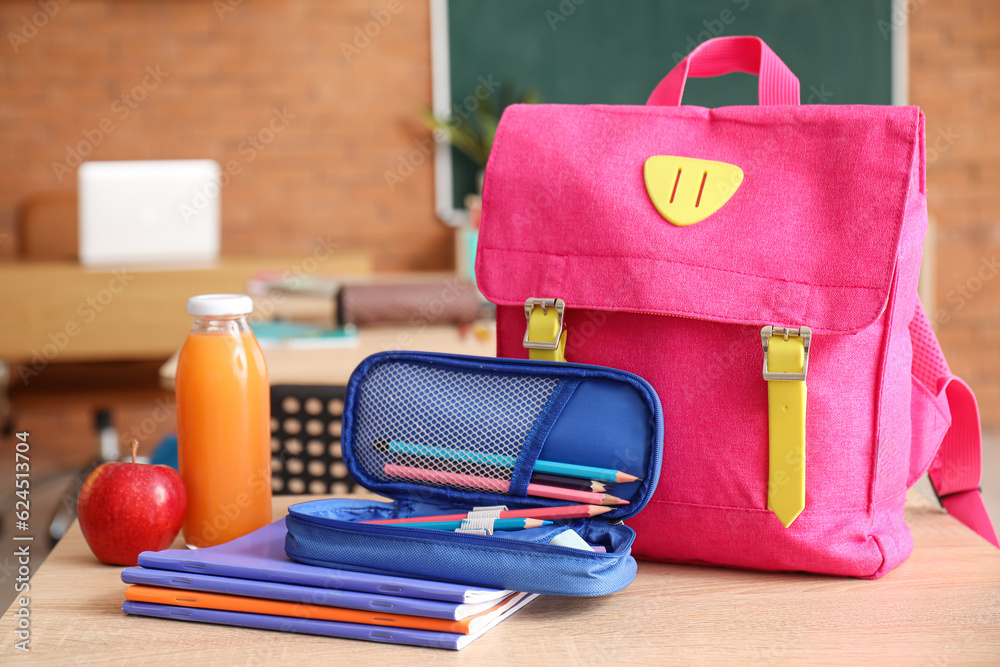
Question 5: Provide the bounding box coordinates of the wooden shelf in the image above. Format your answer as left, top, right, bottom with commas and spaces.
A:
0, 254, 371, 363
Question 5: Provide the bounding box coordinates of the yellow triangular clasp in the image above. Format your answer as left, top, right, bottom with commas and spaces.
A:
643, 156, 744, 226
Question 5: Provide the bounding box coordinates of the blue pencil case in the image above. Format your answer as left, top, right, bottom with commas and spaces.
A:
284, 351, 663, 597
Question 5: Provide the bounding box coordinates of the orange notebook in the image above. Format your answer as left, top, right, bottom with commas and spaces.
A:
124, 585, 520, 635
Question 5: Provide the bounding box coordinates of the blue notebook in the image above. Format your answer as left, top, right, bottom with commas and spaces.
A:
136, 518, 511, 605
122, 592, 536, 651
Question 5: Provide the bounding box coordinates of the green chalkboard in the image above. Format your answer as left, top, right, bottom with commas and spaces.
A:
445, 0, 895, 207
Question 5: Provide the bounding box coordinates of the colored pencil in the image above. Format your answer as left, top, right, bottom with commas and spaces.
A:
391, 453, 511, 480
376, 440, 512, 467
532, 460, 640, 484
383, 464, 628, 506
530, 472, 607, 493
384, 465, 507, 492
378, 440, 640, 484
364, 504, 613, 525
526, 483, 626, 506
388, 518, 552, 532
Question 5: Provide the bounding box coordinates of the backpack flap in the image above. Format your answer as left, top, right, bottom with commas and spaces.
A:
476, 103, 923, 334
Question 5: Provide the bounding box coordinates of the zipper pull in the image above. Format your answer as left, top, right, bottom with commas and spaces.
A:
456, 505, 508, 536
761, 325, 811, 528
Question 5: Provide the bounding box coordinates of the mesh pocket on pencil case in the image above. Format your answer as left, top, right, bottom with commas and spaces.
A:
352, 360, 559, 492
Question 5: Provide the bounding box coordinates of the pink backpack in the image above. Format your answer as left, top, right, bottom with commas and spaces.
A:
475, 36, 997, 577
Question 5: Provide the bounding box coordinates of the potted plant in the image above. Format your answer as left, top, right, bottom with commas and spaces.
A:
421, 81, 541, 228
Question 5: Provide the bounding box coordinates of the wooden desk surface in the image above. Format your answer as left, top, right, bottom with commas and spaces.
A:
2, 492, 998, 665
0, 254, 370, 363
159, 323, 497, 388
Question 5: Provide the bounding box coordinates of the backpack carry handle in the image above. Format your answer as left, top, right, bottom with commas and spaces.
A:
647, 36, 800, 107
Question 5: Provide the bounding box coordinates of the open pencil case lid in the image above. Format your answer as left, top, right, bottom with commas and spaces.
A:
285, 351, 663, 597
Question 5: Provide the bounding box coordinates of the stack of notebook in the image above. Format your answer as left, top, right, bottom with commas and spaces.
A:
120, 518, 536, 650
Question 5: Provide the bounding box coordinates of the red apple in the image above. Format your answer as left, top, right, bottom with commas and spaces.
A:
77, 440, 187, 566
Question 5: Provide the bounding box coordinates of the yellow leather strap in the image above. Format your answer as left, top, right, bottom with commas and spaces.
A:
526, 305, 567, 362
766, 334, 806, 528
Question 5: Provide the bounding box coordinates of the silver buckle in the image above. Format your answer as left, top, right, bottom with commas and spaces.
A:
761, 325, 811, 381
523, 298, 565, 351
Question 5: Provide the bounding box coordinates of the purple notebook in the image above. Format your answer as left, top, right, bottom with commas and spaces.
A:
121, 592, 536, 651
120, 568, 507, 621
136, 518, 511, 605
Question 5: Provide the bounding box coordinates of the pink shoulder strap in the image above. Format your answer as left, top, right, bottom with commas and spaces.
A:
911, 301, 998, 547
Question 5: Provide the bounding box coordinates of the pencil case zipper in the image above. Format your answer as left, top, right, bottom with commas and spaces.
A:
287, 510, 626, 557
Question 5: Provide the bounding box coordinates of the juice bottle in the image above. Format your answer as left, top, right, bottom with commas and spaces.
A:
176, 294, 272, 548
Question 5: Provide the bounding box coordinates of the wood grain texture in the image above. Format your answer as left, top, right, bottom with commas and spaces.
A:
0, 254, 370, 362
1, 492, 998, 665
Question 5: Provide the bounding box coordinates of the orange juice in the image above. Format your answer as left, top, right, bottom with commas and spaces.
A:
175, 295, 271, 548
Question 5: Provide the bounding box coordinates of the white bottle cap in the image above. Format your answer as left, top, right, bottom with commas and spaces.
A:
186, 294, 254, 317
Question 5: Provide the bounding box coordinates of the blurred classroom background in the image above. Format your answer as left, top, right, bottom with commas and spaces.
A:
0, 0, 997, 606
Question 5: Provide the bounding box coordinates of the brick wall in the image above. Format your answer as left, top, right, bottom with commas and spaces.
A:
910, 0, 1000, 428
1, 1, 997, 423
0, 0, 449, 270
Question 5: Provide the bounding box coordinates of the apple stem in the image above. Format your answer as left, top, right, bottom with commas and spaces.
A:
130, 439, 138, 464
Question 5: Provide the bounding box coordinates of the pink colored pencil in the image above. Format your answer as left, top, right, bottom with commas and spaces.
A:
384, 464, 508, 491
383, 464, 628, 506
527, 482, 626, 505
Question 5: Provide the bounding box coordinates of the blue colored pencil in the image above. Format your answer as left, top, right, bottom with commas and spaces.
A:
386, 518, 552, 532
532, 460, 640, 484
382, 441, 514, 467
381, 441, 641, 484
